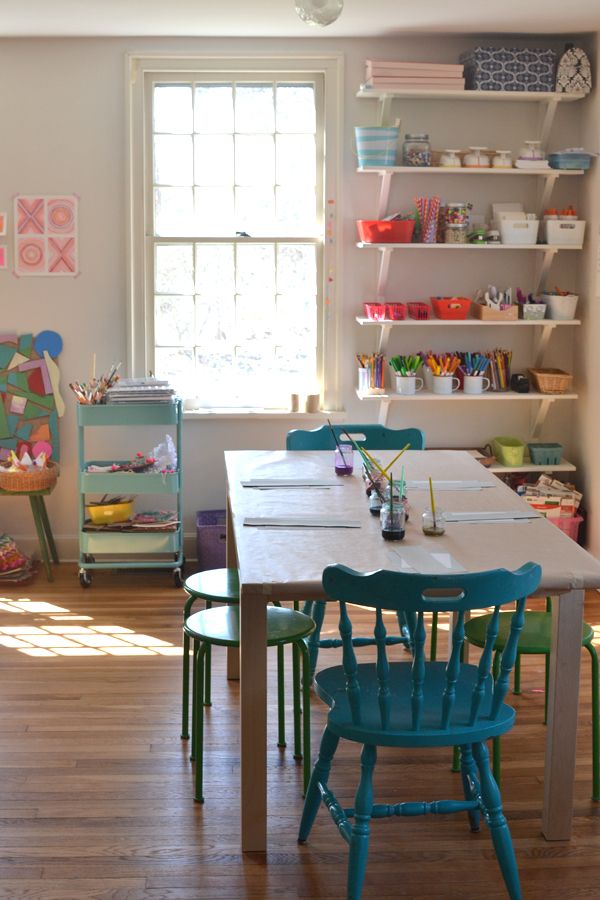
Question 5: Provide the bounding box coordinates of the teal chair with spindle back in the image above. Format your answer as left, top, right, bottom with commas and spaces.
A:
286, 425, 428, 676
298, 561, 542, 900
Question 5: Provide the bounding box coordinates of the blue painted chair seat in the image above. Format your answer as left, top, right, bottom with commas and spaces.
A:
315, 661, 515, 747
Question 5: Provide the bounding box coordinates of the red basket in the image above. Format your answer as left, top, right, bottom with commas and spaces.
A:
431, 296, 471, 320
407, 302, 431, 320
357, 219, 415, 244
363, 302, 388, 320
385, 303, 407, 320
548, 514, 583, 543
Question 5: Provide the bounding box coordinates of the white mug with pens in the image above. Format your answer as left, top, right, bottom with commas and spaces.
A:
432, 374, 460, 395
463, 374, 491, 395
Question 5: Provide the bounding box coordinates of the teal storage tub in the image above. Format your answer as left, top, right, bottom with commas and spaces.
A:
548, 152, 593, 170
527, 442, 563, 465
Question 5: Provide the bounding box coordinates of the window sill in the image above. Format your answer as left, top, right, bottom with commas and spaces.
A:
182, 408, 346, 421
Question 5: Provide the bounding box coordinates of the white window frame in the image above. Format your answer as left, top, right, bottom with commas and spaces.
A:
126, 53, 343, 414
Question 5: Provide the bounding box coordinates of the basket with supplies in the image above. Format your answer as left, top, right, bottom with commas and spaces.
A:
0, 450, 59, 493
528, 368, 573, 394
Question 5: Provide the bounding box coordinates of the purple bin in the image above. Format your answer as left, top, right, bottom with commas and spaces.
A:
195, 509, 227, 571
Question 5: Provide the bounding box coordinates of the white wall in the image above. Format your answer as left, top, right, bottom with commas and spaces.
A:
0, 33, 594, 562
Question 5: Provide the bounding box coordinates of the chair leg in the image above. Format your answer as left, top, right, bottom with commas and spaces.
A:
584, 641, 600, 801
181, 631, 191, 739
429, 610, 438, 661
347, 744, 376, 900
513, 653, 521, 695
190, 638, 199, 761
297, 639, 312, 795
492, 737, 501, 787
37, 496, 59, 563
193, 642, 208, 803
298, 725, 339, 843
306, 600, 327, 679
277, 644, 286, 748
451, 746, 460, 773
292, 641, 302, 760
204, 600, 212, 706
459, 744, 481, 832
472, 741, 521, 900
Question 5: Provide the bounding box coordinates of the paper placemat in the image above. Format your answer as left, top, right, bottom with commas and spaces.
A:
241, 478, 342, 488
406, 480, 495, 491
243, 515, 361, 528
388, 547, 466, 574
445, 510, 539, 523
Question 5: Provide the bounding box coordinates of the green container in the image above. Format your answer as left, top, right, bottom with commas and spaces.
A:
527, 442, 563, 466
491, 436, 525, 467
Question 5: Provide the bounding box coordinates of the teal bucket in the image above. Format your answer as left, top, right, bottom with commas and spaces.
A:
355, 126, 399, 167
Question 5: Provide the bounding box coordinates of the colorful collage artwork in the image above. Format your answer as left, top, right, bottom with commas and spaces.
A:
14, 195, 78, 277
0, 331, 64, 462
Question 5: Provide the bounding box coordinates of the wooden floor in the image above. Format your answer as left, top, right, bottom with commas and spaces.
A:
0, 566, 599, 898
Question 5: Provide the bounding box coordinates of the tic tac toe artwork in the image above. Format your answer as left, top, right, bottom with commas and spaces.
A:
14, 195, 78, 276
0, 331, 64, 461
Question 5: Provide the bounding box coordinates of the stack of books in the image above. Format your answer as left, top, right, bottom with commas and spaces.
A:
0, 532, 33, 583
362, 60, 465, 91
106, 378, 175, 404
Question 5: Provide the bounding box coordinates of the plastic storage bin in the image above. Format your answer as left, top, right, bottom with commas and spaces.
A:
355, 126, 399, 167
520, 303, 546, 320
357, 219, 415, 243
491, 436, 526, 466
459, 47, 557, 92
548, 152, 593, 170
527, 442, 563, 465
542, 293, 579, 320
431, 296, 471, 319
545, 220, 585, 247
549, 515, 583, 542
407, 302, 430, 320
499, 220, 540, 245
87, 500, 134, 525
196, 509, 227, 571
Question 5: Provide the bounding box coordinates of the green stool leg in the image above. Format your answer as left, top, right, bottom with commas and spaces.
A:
190, 637, 199, 761
298, 638, 312, 795
293, 641, 302, 760
181, 631, 190, 739
585, 641, 600, 801
430, 610, 438, 661
29, 496, 52, 581
37, 496, 59, 563
513, 653, 521, 695
204, 599, 212, 706
194, 642, 208, 803
277, 644, 286, 748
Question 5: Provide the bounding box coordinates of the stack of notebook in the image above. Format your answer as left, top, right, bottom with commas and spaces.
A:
106, 378, 175, 404
362, 60, 465, 91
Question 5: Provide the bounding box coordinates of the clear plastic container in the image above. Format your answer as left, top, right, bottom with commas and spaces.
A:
402, 133, 431, 167
444, 224, 469, 244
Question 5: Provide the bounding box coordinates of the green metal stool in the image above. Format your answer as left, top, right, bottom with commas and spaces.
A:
181, 568, 304, 757
185, 604, 314, 802
0, 485, 59, 581
464, 601, 599, 800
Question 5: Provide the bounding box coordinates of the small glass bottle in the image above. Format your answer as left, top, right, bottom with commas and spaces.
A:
380, 502, 406, 541
402, 133, 431, 167
422, 507, 446, 536
334, 444, 353, 476
368, 488, 383, 516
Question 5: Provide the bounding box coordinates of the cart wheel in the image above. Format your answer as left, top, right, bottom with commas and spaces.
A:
173, 568, 183, 588
79, 569, 92, 588
84, 554, 95, 564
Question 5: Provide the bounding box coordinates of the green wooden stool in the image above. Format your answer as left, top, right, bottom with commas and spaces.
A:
185, 604, 314, 802
0, 485, 59, 581
181, 568, 305, 758
464, 603, 599, 800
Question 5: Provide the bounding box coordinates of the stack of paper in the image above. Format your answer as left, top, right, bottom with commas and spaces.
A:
362, 60, 465, 91
106, 378, 175, 404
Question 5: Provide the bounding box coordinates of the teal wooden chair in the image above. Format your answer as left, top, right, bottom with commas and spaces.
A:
286, 425, 428, 675
181, 569, 297, 756
298, 561, 542, 900
186, 604, 315, 801
464, 597, 599, 800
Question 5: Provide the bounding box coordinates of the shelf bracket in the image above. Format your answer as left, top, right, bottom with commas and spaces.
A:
377, 397, 391, 426
377, 95, 393, 126
376, 247, 393, 298
530, 397, 553, 439
536, 173, 559, 219
376, 323, 393, 355
538, 96, 560, 150
533, 248, 558, 295
531, 323, 557, 368
377, 171, 393, 219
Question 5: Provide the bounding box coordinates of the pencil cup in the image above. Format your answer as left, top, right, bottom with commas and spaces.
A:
395, 374, 424, 395
357, 368, 371, 393
432, 374, 460, 395
463, 375, 491, 395
334, 444, 354, 476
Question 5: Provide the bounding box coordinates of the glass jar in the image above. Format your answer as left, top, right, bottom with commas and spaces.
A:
422, 507, 446, 536
492, 150, 513, 169
333, 444, 353, 476
445, 202, 471, 226
463, 146, 490, 168
444, 224, 469, 244
380, 502, 406, 541
368, 489, 383, 516
439, 149, 462, 168
402, 133, 431, 167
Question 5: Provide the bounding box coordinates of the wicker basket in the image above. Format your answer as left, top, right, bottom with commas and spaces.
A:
528, 368, 573, 394
0, 460, 59, 493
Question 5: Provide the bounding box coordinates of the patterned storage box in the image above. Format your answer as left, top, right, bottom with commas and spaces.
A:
459, 47, 557, 92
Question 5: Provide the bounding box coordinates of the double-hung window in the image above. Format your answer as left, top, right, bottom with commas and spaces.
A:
128, 56, 341, 412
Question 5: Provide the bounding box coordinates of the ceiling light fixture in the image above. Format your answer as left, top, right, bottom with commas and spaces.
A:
294, 0, 343, 26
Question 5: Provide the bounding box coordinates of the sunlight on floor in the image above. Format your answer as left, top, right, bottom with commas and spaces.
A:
0, 596, 180, 657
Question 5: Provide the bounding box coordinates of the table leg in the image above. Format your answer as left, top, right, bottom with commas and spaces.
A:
240, 585, 267, 852
226, 494, 240, 681
28, 496, 53, 581
38, 496, 59, 563
542, 588, 584, 840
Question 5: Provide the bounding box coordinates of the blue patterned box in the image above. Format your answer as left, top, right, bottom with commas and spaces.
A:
460, 47, 557, 92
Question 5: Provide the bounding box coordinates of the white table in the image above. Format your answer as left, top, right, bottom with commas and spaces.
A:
225, 449, 600, 852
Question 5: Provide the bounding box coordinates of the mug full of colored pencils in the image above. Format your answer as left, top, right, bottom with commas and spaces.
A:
356, 353, 386, 393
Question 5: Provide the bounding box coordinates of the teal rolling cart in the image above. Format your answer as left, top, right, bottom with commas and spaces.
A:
77, 400, 183, 588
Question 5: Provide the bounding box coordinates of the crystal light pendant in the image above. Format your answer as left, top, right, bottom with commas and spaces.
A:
294, 0, 343, 26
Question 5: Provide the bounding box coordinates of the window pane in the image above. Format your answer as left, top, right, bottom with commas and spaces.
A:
236, 244, 275, 295
154, 85, 193, 134
154, 187, 194, 237
277, 244, 316, 295
155, 244, 194, 294
276, 187, 317, 234
195, 243, 235, 296
194, 135, 234, 185
196, 350, 234, 402
154, 347, 194, 398
195, 295, 235, 345
195, 187, 234, 235
194, 84, 233, 133
235, 135, 274, 186
236, 294, 275, 343
154, 135, 193, 186
235, 187, 275, 235
276, 85, 316, 134
235, 85, 274, 133
276, 135, 315, 185
155, 295, 195, 346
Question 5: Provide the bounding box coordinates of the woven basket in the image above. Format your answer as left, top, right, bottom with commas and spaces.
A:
0, 461, 59, 493
528, 368, 573, 394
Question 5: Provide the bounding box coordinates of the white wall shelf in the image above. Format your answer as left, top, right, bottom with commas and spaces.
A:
465, 450, 576, 475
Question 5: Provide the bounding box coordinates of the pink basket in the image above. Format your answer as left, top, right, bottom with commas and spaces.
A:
548, 515, 583, 542
363, 302, 388, 320
407, 302, 431, 320
386, 303, 407, 321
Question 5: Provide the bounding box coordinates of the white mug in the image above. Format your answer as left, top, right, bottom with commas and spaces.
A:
432, 374, 460, 395
357, 367, 370, 393
463, 374, 491, 395
395, 374, 424, 395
